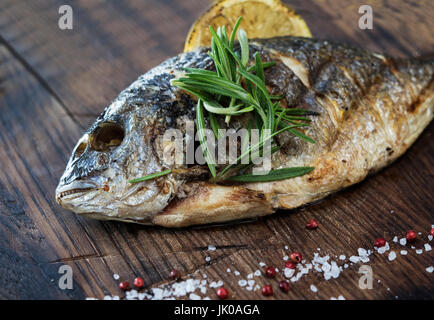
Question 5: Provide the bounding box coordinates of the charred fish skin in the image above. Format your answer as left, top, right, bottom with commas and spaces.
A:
56, 36, 433, 227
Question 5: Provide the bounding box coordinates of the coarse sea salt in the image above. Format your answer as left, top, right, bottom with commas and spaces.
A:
426, 266, 433, 273
209, 280, 223, 288
400, 250, 408, 255
310, 285, 318, 293
207, 245, 216, 251
388, 251, 396, 261
205, 256, 211, 262
113, 274, 120, 280
393, 236, 398, 243
416, 249, 423, 255
399, 238, 407, 246
377, 242, 390, 254
238, 280, 247, 287
428, 235, 433, 241
424, 243, 432, 252
254, 270, 261, 277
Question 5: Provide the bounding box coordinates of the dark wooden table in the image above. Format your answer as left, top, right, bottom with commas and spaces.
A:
0, 0, 432, 300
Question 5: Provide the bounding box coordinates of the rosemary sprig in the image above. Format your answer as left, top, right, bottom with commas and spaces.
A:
171, 17, 316, 182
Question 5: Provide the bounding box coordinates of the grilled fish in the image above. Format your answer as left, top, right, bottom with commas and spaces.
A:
55, 37, 433, 227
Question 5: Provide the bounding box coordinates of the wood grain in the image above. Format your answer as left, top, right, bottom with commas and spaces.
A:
0, 0, 432, 299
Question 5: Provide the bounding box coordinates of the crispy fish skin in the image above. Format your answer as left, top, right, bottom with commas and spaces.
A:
56, 37, 433, 227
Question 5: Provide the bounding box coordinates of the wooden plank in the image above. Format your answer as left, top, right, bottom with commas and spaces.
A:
0, 0, 432, 299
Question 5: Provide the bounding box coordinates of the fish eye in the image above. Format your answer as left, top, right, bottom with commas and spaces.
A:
89, 122, 124, 152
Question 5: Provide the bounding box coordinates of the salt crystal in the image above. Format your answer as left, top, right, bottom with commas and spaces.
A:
416, 249, 423, 254
207, 245, 216, 251
426, 266, 433, 273
393, 236, 398, 243
238, 280, 247, 287
424, 243, 432, 252
400, 250, 408, 255
234, 271, 240, 276
349, 256, 360, 263
388, 251, 396, 261
247, 273, 253, 279
113, 274, 120, 280
283, 255, 289, 261
205, 256, 211, 262
226, 268, 231, 273
377, 242, 390, 254
339, 255, 346, 260
344, 264, 349, 269
189, 293, 201, 300
284, 267, 295, 278
399, 238, 407, 246
310, 284, 318, 293
259, 262, 266, 267
209, 281, 223, 288
338, 295, 345, 300
428, 235, 433, 241
285, 246, 289, 250
254, 270, 261, 276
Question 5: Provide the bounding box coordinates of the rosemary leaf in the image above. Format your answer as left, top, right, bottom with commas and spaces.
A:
129, 169, 172, 183
226, 167, 314, 182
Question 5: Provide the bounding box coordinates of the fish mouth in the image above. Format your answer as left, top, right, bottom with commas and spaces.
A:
56, 180, 99, 200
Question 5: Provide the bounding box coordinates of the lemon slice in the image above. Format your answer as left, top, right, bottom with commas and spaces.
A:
184, 0, 312, 52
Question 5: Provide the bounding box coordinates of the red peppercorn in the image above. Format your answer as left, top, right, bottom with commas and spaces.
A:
119, 281, 130, 291
265, 266, 276, 278
133, 277, 144, 289
306, 219, 319, 229
430, 228, 434, 237
290, 252, 302, 263
262, 285, 273, 296
406, 230, 417, 242
375, 237, 386, 248
216, 287, 228, 299
285, 261, 296, 269
170, 269, 181, 281
279, 280, 290, 293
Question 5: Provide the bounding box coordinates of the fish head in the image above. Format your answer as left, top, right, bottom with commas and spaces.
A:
55, 69, 189, 223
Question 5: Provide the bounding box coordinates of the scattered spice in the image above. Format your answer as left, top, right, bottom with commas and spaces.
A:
279, 280, 290, 293
375, 237, 386, 248
265, 266, 277, 278
306, 219, 319, 230
119, 281, 130, 291
406, 230, 417, 242
170, 269, 181, 281
261, 285, 273, 296
290, 252, 303, 263
133, 277, 144, 289
216, 287, 228, 299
